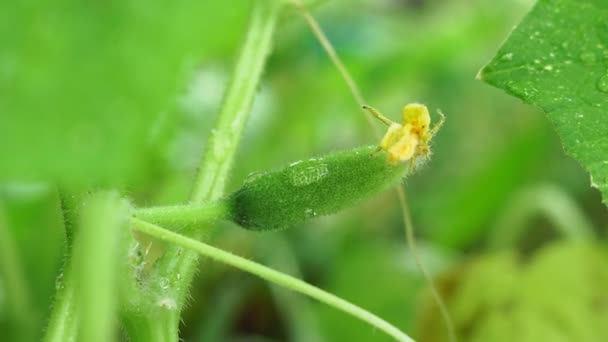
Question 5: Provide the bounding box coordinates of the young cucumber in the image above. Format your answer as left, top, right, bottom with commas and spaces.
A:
228, 146, 408, 231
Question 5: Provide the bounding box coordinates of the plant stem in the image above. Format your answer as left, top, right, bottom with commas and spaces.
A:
149, 1, 284, 339
132, 218, 415, 342
190, 0, 283, 203
74, 192, 130, 342
58, 190, 78, 249
397, 189, 457, 342
44, 193, 79, 342
44, 192, 131, 342
290, 0, 379, 137
43, 271, 78, 342
121, 316, 172, 342
134, 201, 229, 228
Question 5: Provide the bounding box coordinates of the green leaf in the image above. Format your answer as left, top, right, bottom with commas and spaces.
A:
416, 242, 608, 341
479, 0, 608, 205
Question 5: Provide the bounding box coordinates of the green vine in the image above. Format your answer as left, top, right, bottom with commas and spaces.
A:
131, 218, 414, 342
142, 0, 285, 339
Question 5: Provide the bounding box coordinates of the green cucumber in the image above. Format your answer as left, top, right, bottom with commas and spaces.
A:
228, 146, 408, 231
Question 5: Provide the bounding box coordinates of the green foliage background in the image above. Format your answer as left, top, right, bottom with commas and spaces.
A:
1, 0, 607, 341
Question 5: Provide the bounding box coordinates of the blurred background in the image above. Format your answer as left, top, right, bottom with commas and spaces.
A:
1, 0, 608, 341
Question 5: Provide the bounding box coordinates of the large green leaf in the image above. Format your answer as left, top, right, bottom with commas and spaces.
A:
480, 0, 608, 205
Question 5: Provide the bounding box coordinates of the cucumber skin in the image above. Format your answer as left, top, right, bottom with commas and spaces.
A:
228, 146, 408, 231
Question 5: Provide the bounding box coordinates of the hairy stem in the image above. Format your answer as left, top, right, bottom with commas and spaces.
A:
134, 201, 230, 228
44, 193, 79, 342
148, 1, 284, 339
44, 272, 78, 342
45, 192, 130, 342
132, 218, 415, 342
190, 0, 283, 203
76, 192, 130, 342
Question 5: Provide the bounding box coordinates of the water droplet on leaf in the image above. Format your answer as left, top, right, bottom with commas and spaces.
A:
500, 52, 514, 61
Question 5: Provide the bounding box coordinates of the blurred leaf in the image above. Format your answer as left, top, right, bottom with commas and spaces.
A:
417, 242, 608, 341
480, 0, 608, 205
421, 121, 551, 248
0, 1, 248, 189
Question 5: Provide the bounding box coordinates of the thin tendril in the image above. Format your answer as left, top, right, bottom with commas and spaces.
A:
397, 187, 456, 342
291, 2, 456, 341
131, 218, 414, 342
290, 0, 380, 138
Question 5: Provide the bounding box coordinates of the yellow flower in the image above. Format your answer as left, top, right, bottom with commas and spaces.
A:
363, 103, 445, 169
